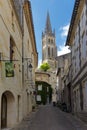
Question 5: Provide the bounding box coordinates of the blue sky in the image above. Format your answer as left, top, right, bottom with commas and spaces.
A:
30, 0, 75, 66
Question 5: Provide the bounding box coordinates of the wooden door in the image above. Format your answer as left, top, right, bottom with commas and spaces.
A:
1, 94, 7, 128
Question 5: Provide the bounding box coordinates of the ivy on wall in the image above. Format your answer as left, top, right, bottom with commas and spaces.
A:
36, 81, 52, 105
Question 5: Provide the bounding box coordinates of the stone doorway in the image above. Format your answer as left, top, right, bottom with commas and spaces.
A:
1, 94, 7, 128
1, 91, 15, 129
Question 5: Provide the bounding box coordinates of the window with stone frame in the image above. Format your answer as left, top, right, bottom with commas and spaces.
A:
51, 39, 53, 43
48, 47, 50, 57
48, 38, 50, 43
52, 48, 53, 57
10, 37, 15, 61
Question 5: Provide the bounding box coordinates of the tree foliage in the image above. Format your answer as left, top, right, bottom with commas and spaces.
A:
40, 62, 50, 72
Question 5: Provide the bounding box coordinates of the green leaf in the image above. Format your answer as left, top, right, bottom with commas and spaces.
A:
40, 62, 50, 72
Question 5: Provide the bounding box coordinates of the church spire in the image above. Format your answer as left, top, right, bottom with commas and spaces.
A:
45, 12, 52, 34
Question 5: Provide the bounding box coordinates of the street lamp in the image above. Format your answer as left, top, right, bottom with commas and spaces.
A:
28, 63, 33, 72
28, 63, 33, 88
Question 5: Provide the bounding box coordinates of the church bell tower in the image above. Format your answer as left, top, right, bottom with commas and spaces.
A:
42, 12, 57, 70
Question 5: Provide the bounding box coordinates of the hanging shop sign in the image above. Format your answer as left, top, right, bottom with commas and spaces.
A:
5, 62, 14, 77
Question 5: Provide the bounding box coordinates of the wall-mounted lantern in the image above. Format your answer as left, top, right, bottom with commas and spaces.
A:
28, 63, 33, 72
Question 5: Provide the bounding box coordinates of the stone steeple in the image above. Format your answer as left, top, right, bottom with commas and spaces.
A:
42, 12, 57, 69
42, 12, 57, 94
45, 12, 52, 34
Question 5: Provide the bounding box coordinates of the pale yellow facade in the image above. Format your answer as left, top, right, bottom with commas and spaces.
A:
35, 71, 50, 84
22, 1, 38, 117
0, 0, 22, 128
0, 0, 38, 129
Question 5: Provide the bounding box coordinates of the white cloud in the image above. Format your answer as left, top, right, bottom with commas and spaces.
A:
60, 24, 70, 38
58, 45, 71, 56
38, 59, 42, 68
57, 23, 70, 56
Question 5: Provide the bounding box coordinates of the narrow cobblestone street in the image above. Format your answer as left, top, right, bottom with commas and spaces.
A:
11, 105, 87, 130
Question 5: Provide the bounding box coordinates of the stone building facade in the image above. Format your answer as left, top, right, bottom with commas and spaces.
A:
35, 12, 57, 104
23, 0, 38, 117
42, 12, 57, 93
56, 53, 71, 111
35, 70, 52, 104
66, 0, 87, 113
0, 0, 38, 129
42, 12, 57, 70
35, 71, 50, 84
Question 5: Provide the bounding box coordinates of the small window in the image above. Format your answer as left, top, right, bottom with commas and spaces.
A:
10, 37, 15, 61
52, 48, 53, 57
51, 39, 53, 43
48, 47, 50, 57
38, 85, 42, 91
48, 39, 50, 43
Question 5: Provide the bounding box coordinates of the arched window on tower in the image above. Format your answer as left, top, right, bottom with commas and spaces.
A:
51, 39, 53, 44
52, 48, 54, 57
48, 39, 50, 43
48, 47, 50, 57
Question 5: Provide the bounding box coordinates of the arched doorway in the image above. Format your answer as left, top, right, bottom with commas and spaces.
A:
1, 94, 7, 128
1, 91, 15, 128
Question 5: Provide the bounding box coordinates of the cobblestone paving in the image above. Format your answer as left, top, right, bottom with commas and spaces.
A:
9, 105, 87, 130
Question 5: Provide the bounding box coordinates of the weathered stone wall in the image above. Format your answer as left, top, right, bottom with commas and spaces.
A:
0, 0, 23, 128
